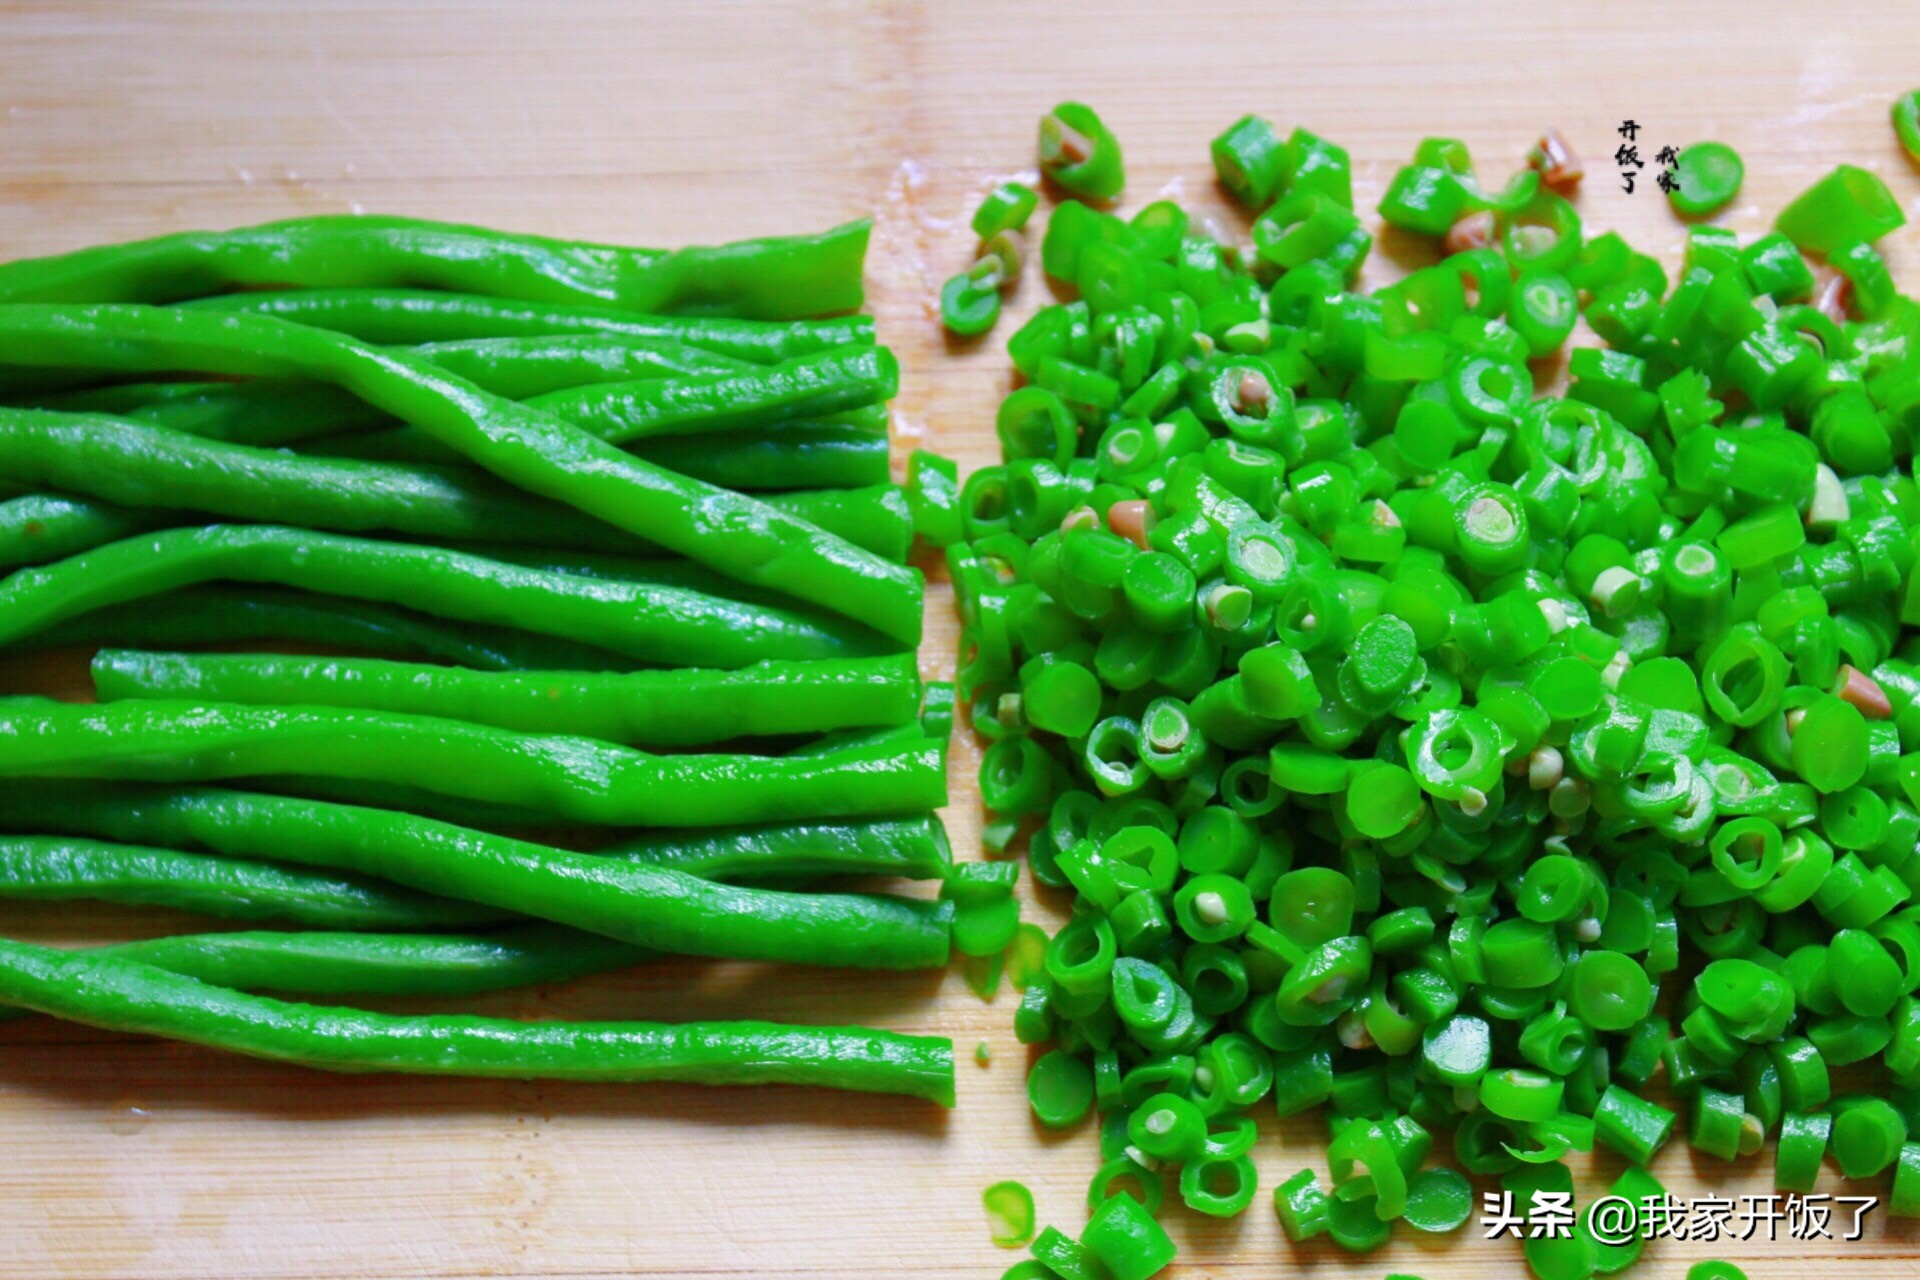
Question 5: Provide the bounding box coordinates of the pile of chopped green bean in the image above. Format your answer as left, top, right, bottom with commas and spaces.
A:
0, 213, 966, 1105
924, 100, 1920, 1278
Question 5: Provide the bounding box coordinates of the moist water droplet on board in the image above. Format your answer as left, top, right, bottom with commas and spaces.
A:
105, 1098, 151, 1135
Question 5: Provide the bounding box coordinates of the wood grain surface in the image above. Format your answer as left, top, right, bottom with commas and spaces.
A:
0, 2, 1918, 1277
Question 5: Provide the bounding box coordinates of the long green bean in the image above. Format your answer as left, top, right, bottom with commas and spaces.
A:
0, 939, 955, 1102
0, 925, 652, 1024
0, 305, 923, 644
25, 379, 391, 444
19, 335, 755, 449
0, 482, 909, 569
0, 215, 871, 321
0, 834, 511, 930
103, 925, 647, 997
0, 410, 649, 553
0, 525, 885, 667
216, 777, 564, 832
0, 780, 951, 968
180, 288, 874, 362
226, 775, 938, 850
92, 650, 921, 747
0, 782, 947, 883
11, 586, 629, 672
23, 343, 886, 456
35, 336, 763, 437
0, 698, 948, 828
312, 417, 894, 491
33, 336, 750, 434
0, 410, 913, 560
349, 345, 896, 462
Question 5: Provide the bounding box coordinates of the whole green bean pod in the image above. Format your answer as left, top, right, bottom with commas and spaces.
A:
0, 698, 948, 828
0, 925, 651, 1024
0, 482, 909, 568
300, 401, 890, 474
0, 938, 956, 1102
26, 378, 390, 445
0, 780, 952, 968
219, 777, 570, 832
0, 305, 923, 644
124, 777, 954, 872
180, 288, 874, 363
14, 586, 629, 672
0, 409, 650, 554
357, 344, 897, 459
0, 215, 872, 321
92, 650, 921, 747
605, 816, 953, 882
20, 330, 750, 448
0, 834, 511, 930
316, 417, 893, 491
27, 342, 877, 452
0, 491, 165, 568
0, 782, 948, 883
0, 525, 884, 667
108, 924, 648, 997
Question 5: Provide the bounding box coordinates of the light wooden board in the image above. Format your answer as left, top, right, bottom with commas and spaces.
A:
0, 2, 1918, 1276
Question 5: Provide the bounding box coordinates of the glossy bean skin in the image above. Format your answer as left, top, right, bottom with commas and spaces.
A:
0, 938, 955, 1103
112, 924, 651, 997
0, 834, 512, 930
0, 304, 921, 644
312, 418, 892, 492
19, 331, 747, 447
0, 525, 886, 668
0, 925, 650, 1027
180, 287, 873, 362
92, 650, 921, 748
0, 409, 647, 554
0, 215, 871, 322
0, 780, 952, 970
0, 491, 162, 568
0, 698, 949, 829
11, 586, 629, 672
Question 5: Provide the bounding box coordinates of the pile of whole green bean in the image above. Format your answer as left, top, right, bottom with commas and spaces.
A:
927, 101, 1920, 1280
0, 213, 969, 1106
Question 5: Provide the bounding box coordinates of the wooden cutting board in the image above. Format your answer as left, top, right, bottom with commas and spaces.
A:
0, 2, 1917, 1276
